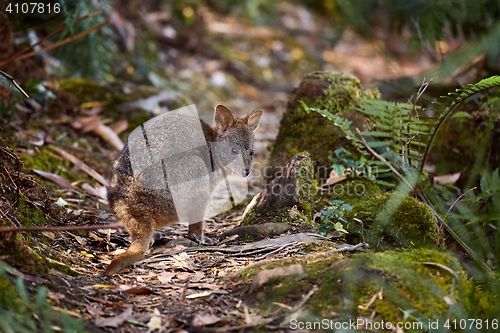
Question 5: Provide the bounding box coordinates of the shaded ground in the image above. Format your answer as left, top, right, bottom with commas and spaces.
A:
0, 2, 445, 332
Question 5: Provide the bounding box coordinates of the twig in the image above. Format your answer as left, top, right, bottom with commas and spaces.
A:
292, 284, 318, 311
0, 70, 30, 98
354, 217, 366, 244
328, 242, 369, 253
358, 288, 383, 310
444, 186, 477, 220
254, 242, 298, 261
417, 261, 457, 321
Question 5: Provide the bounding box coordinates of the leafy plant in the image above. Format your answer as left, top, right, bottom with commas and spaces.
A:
318, 199, 351, 235
306, 75, 500, 273
0, 262, 87, 333
329, 147, 375, 181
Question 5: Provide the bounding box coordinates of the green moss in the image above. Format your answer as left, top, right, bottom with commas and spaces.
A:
57, 78, 157, 134
268, 71, 379, 173
58, 78, 160, 104
243, 249, 498, 330
19, 148, 79, 184
16, 198, 50, 227
324, 179, 441, 251
350, 192, 440, 251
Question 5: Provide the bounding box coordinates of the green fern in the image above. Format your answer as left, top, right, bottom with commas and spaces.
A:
305, 76, 500, 274
300, 100, 394, 187
419, 75, 500, 174
357, 99, 435, 169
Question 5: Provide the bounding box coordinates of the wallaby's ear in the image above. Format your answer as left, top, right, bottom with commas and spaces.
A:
215, 105, 236, 132
245, 109, 263, 131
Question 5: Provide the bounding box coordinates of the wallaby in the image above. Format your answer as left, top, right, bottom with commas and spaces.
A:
105, 105, 263, 275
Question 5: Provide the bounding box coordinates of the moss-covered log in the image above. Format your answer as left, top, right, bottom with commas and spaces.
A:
267, 71, 379, 181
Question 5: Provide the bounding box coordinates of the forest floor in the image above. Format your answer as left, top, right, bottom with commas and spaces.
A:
0, 2, 443, 332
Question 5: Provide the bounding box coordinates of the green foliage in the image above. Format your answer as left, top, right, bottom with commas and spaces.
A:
308, 75, 500, 273
300, 100, 393, 187
0, 262, 87, 333
420, 75, 500, 173
357, 98, 435, 169
318, 199, 351, 235
329, 147, 375, 181
329, 0, 499, 43
51, 0, 116, 79
439, 169, 500, 268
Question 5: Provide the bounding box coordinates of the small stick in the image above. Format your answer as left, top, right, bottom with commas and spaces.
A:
254, 242, 298, 261
293, 284, 318, 311
0, 70, 30, 98
328, 242, 368, 253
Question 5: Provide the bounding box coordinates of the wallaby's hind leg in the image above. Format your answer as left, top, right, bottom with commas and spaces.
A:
105, 218, 154, 276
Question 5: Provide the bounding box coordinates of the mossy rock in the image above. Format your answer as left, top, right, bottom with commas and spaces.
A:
244, 248, 498, 331
268, 71, 379, 180
321, 179, 442, 251
241, 153, 316, 227
348, 191, 441, 251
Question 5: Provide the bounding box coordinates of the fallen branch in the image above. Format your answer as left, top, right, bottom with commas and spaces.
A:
0, 11, 102, 68
12, 19, 111, 63
328, 242, 369, 253
0, 222, 122, 233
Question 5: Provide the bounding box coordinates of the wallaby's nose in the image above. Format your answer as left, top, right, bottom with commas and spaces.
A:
244, 169, 251, 177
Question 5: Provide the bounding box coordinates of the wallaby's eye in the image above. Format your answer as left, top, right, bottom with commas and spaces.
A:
231, 147, 238, 154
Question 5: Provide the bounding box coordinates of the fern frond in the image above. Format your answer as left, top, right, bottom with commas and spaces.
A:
419, 76, 500, 173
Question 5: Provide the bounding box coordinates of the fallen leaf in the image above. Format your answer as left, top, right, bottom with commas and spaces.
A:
67, 232, 87, 245
325, 169, 346, 186
55, 197, 69, 206
434, 172, 461, 185
191, 313, 220, 327
192, 271, 205, 282
29, 131, 47, 146
82, 183, 108, 200
109, 119, 128, 135
94, 305, 133, 328
33, 169, 75, 189
81, 251, 94, 258
157, 272, 175, 284
119, 285, 155, 295
50, 147, 108, 186
171, 253, 196, 271
92, 122, 124, 151
147, 309, 162, 330
250, 264, 304, 293
185, 291, 213, 299
73, 115, 124, 150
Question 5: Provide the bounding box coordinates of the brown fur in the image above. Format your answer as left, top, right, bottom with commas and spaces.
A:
105, 105, 262, 275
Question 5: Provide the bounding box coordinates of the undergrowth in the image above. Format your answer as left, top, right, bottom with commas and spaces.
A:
0, 262, 87, 333
303, 75, 500, 327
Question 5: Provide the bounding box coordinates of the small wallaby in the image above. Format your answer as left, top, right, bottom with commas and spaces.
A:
105, 105, 262, 275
